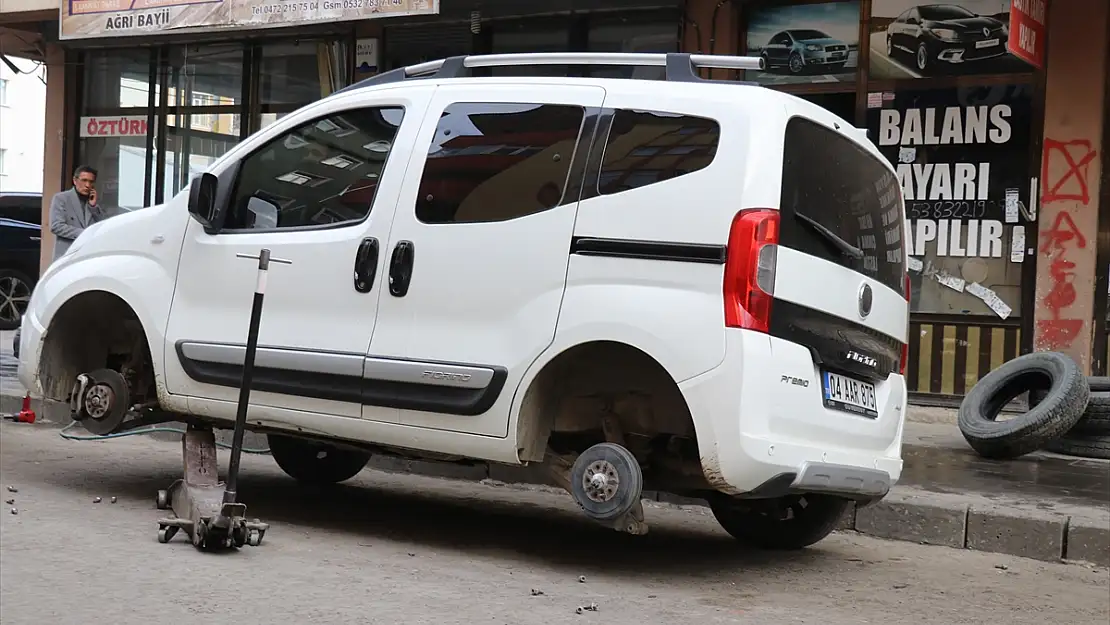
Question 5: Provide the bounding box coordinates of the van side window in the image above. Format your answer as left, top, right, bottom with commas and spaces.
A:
597, 109, 719, 196
224, 106, 404, 230
415, 102, 585, 225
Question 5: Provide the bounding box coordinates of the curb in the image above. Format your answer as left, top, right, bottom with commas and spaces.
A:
6, 393, 1107, 566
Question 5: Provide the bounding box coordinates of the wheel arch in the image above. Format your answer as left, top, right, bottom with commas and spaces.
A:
509, 337, 714, 465
32, 259, 174, 403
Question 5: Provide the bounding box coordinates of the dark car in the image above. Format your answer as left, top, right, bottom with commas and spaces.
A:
885, 4, 1009, 73
0, 192, 42, 334
759, 29, 851, 75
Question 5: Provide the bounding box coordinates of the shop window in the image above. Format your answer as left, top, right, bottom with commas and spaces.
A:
586, 14, 678, 79
83, 49, 153, 110
259, 40, 351, 107
491, 22, 572, 77
415, 102, 585, 224
225, 106, 404, 231
597, 109, 719, 196
866, 84, 1033, 318
165, 45, 244, 107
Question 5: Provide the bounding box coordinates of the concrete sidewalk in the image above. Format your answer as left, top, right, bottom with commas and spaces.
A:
3, 330, 1107, 565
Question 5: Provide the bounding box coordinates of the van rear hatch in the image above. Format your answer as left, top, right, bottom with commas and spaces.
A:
768, 116, 907, 417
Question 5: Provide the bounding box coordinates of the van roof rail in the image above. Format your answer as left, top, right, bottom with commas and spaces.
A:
333, 52, 766, 96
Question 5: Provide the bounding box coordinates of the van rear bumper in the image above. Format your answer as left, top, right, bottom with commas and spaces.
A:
678, 328, 905, 501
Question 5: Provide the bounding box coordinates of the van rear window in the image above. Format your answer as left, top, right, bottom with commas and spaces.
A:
777, 116, 904, 294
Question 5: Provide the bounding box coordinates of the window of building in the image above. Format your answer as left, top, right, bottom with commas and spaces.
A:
83, 49, 153, 110
259, 40, 350, 109
224, 106, 404, 231
597, 109, 719, 195
585, 14, 678, 79
415, 102, 585, 225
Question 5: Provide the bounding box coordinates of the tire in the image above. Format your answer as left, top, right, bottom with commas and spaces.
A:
1087, 377, 1110, 392
788, 52, 804, 74
958, 351, 1089, 459
709, 493, 849, 550
1030, 389, 1110, 437
0, 269, 34, 331
915, 42, 930, 72
267, 434, 371, 485
1044, 434, 1110, 460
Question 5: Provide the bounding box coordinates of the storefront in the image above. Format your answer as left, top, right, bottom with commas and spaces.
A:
65, 1, 682, 211
17, 0, 1102, 403
735, 0, 1052, 403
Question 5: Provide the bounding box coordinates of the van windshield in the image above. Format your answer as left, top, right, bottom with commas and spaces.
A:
777, 116, 905, 295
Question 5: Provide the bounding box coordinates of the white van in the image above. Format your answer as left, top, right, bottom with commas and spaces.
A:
18, 53, 909, 550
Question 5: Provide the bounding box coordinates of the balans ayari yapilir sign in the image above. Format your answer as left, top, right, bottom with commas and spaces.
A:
60, 0, 438, 40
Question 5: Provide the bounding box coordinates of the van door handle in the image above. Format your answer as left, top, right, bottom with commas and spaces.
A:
388, 240, 414, 297
353, 237, 379, 293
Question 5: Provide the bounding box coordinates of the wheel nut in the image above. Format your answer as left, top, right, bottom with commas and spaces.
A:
93, 497, 102, 503
4, 499, 13, 505
578, 575, 586, 583
7, 486, 17, 493
9, 508, 16, 515
111, 497, 117, 504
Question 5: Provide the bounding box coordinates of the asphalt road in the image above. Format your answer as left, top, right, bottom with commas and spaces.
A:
1, 423, 1108, 625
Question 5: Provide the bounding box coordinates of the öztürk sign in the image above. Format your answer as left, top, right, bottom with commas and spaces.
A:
80, 115, 149, 138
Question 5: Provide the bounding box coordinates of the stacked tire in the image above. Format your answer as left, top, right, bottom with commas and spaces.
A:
1041, 377, 1110, 459
958, 352, 1110, 460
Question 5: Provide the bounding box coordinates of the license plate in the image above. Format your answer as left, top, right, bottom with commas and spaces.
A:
976, 38, 999, 49
822, 371, 878, 418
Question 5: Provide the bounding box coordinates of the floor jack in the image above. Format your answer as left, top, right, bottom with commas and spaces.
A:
154, 249, 290, 551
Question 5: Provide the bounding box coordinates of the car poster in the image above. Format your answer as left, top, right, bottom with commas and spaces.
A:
744, 1, 861, 85
869, 1, 1034, 79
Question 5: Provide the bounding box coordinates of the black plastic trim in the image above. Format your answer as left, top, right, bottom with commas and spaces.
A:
174, 342, 508, 417
768, 299, 901, 383
570, 236, 727, 264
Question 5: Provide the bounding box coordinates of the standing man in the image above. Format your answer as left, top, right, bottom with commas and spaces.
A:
49, 165, 115, 261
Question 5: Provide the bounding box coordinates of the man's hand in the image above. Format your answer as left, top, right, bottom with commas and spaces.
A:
88, 188, 98, 206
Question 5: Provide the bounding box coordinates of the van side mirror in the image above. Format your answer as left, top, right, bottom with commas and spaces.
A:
187, 172, 224, 233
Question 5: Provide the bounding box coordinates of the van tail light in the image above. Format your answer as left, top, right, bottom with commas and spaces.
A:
724, 209, 780, 333
899, 273, 911, 375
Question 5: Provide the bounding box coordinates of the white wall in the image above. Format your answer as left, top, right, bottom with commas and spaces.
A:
0, 56, 46, 193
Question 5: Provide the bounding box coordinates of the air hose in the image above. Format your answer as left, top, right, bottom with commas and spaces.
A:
59, 420, 271, 454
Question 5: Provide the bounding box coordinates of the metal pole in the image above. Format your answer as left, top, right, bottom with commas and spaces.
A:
224, 249, 290, 504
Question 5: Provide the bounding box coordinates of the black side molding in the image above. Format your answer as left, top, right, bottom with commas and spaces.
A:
570, 236, 727, 265
175, 342, 507, 417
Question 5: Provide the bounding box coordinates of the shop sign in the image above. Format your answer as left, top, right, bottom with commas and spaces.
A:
868, 84, 1032, 318
744, 1, 860, 86
80, 115, 149, 138
60, 0, 438, 40
1007, 0, 1047, 69
355, 38, 380, 74
869, 1, 1031, 80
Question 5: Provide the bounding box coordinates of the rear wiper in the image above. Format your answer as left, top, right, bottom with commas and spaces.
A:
794, 212, 864, 260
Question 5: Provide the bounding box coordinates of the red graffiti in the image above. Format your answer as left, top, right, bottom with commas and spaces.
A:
1041, 139, 1098, 205
1038, 211, 1087, 254
1036, 207, 1089, 349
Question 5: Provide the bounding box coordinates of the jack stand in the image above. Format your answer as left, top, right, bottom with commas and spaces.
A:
154, 247, 290, 551
156, 426, 269, 549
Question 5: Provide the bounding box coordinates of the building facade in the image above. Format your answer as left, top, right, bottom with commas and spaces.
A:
1, 0, 1107, 404
0, 56, 46, 192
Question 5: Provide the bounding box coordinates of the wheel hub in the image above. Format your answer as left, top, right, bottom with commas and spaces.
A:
84, 384, 115, 420
582, 460, 620, 503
